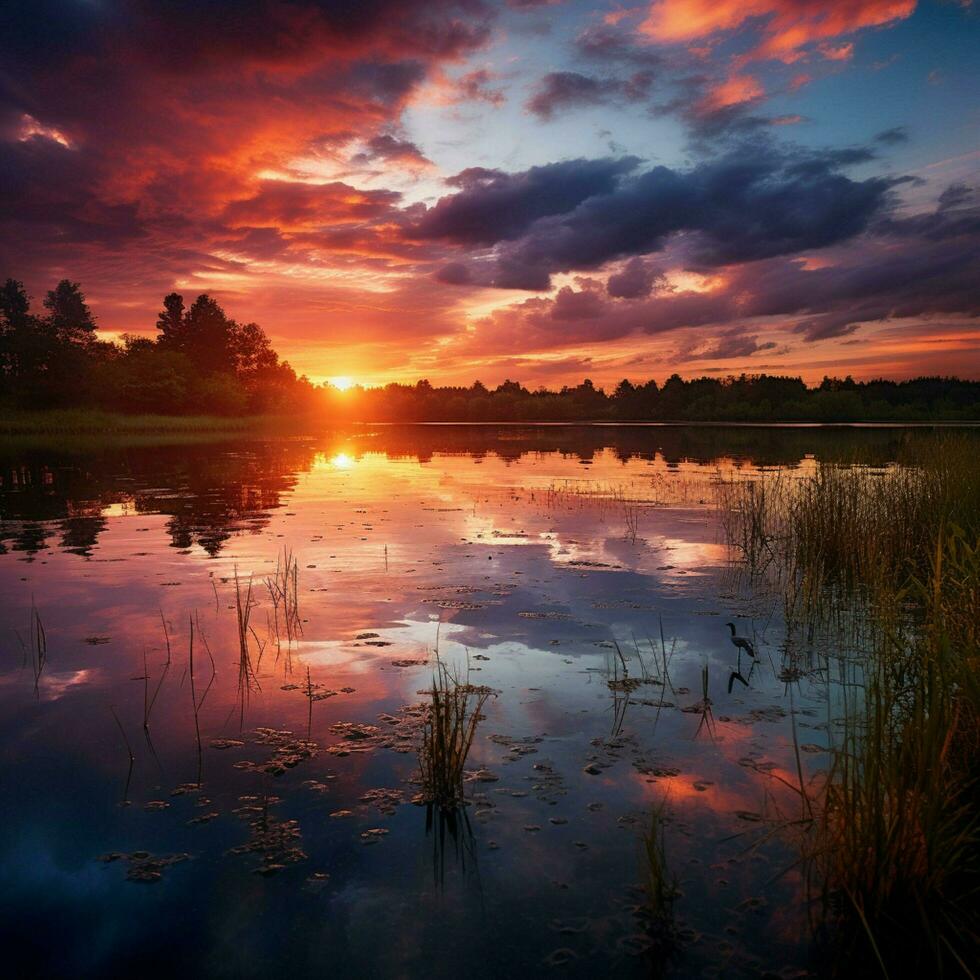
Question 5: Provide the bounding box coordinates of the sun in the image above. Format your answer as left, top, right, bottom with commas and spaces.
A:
328, 375, 355, 391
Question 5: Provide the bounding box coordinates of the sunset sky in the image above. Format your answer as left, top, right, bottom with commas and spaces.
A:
2, 0, 978, 387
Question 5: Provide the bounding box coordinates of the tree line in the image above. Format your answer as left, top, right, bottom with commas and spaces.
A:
2, 277, 978, 421
0, 278, 316, 414
327, 375, 980, 423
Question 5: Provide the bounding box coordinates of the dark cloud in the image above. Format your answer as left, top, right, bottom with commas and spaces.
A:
351, 134, 431, 167
0, 1, 494, 77
435, 262, 472, 285
689, 329, 778, 360
0, 0, 494, 309
606, 257, 663, 299
525, 70, 654, 120
575, 24, 664, 68
875, 125, 910, 145
413, 156, 640, 245
938, 182, 976, 211
550, 284, 605, 320
526, 72, 615, 119
421, 144, 901, 288
0, 136, 146, 246
454, 190, 980, 355
454, 69, 506, 106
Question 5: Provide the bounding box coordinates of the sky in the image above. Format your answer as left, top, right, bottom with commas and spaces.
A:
1, 0, 978, 388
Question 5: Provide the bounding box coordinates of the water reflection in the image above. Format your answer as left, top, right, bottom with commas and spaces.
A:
0, 424, 974, 979
0, 423, 954, 559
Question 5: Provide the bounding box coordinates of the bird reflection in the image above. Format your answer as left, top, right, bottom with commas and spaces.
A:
725, 622, 759, 694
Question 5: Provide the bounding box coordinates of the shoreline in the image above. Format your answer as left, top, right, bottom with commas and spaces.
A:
2, 409, 978, 439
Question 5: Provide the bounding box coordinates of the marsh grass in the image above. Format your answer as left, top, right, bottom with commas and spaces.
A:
188, 613, 217, 787
234, 570, 262, 727
418, 657, 493, 808
719, 436, 980, 976
545, 471, 716, 515
266, 547, 303, 650
641, 798, 679, 959
24, 601, 46, 698
141, 646, 167, 730
623, 497, 640, 543
109, 704, 135, 805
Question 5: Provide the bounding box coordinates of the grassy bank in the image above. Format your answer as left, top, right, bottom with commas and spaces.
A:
0, 409, 308, 435
0, 409, 327, 447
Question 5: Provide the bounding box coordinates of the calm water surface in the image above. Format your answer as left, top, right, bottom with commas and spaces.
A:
0, 425, 960, 979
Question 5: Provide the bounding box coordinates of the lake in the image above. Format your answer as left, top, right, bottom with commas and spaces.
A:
0, 424, 969, 979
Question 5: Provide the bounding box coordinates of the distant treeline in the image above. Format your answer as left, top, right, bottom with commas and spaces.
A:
328, 376, 980, 423
2, 278, 978, 422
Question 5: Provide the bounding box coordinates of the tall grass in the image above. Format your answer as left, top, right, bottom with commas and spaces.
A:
266, 547, 302, 648
234, 570, 261, 727
719, 436, 980, 608
643, 799, 677, 922
719, 436, 980, 976
27, 602, 46, 698
418, 658, 492, 807
640, 797, 679, 968
188, 612, 216, 787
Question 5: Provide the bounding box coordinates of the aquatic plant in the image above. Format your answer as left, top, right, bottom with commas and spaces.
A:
641, 798, 678, 951
719, 435, 980, 612
27, 601, 46, 698
266, 547, 302, 648
188, 612, 216, 787
234, 569, 262, 727
805, 530, 980, 977
142, 615, 174, 730
418, 657, 493, 808
109, 704, 135, 805
719, 436, 980, 976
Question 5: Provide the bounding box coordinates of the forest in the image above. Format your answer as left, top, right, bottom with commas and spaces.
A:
2, 278, 978, 423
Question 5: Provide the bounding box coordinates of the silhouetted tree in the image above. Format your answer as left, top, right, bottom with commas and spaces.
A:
182, 294, 232, 374
44, 280, 96, 345
156, 292, 186, 349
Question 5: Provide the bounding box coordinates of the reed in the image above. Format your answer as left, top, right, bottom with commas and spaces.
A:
623, 498, 640, 543
806, 533, 980, 977
719, 436, 980, 976
234, 569, 261, 727
187, 613, 216, 787
109, 704, 135, 806
720, 435, 980, 609
641, 798, 678, 945
418, 657, 493, 808
142, 616, 173, 730
266, 547, 303, 648
29, 601, 46, 698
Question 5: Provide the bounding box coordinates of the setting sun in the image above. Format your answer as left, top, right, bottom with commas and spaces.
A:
328, 376, 355, 391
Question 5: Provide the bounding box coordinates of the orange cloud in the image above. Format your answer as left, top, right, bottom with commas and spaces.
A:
819, 41, 855, 60
699, 73, 765, 111
639, 0, 916, 62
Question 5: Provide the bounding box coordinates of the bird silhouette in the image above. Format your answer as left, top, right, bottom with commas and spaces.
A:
725, 622, 757, 658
